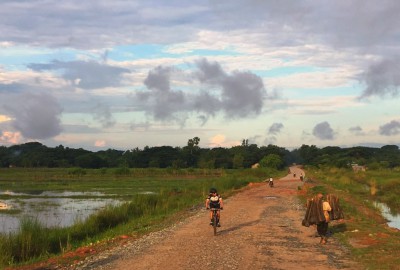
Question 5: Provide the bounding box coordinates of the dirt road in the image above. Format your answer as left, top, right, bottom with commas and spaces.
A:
67, 169, 360, 270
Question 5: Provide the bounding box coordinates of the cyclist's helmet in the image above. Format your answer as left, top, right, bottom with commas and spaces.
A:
209, 188, 217, 194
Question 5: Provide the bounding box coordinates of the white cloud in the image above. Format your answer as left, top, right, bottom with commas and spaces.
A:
0, 0, 399, 150
208, 134, 240, 148
0, 131, 22, 144
94, 140, 106, 147
0, 115, 11, 123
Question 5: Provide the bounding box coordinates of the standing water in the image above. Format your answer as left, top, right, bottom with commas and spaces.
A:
373, 201, 400, 230
0, 190, 122, 234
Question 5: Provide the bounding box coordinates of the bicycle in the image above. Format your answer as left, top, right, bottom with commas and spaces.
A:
209, 208, 222, 236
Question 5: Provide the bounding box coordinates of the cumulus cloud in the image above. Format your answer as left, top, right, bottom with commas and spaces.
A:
28, 60, 130, 89
196, 115, 209, 126
313, 121, 335, 140
138, 66, 186, 121
220, 71, 265, 117
246, 135, 262, 145
4, 92, 63, 139
379, 120, 400, 136
193, 92, 221, 117
359, 58, 400, 99
94, 140, 106, 147
194, 58, 266, 118
209, 134, 226, 147
143, 66, 173, 92
194, 58, 226, 84
0, 131, 22, 144
92, 102, 116, 128
208, 134, 240, 148
264, 122, 284, 145
268, 122, 284, 135
349, 126, 365, 136
136, 58, 267, 123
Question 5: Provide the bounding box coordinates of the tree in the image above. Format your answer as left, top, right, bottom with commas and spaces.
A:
378, 145, 400, 168
259, 154, 283, 169
241, 139, 249, 147
75, 153, 105, 168
0, 146, 10, 167
210, 147, 232, 168
297, 144, 319, 165
2, 140, 399, 170
187, 137, 200, 152
233, 154, 244, 169
185, 137, 201, 167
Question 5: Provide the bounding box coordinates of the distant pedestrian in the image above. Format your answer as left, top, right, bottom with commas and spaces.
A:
268, 177, 274, 187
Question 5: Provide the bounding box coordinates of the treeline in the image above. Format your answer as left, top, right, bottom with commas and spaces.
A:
0, 139, 399, 169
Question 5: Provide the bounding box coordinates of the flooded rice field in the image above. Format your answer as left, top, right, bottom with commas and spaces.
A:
0, 190, 123, 234
1, 191, 399, 234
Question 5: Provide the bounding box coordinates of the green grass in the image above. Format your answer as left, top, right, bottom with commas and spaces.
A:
300, 166, 400, 270
0, 168, 252, 196
0, 167, 279, 268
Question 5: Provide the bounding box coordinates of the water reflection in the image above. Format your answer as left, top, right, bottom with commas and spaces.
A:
0, 190, 106, 197
0, 191, 122, 234
373, 201, 400, 230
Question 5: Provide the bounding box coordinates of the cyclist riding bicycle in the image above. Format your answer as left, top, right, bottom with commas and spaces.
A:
205, 188, 224, 227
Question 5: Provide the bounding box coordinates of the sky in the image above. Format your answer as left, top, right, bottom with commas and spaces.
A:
0, 0, 400, 151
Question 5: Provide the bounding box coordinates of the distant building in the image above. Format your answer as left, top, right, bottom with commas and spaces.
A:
251, 163, 260, 169
351, 164, 367, 172
0, 202, 10, 210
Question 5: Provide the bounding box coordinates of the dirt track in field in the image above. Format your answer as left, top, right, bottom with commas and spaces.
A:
55, 166, 360, 270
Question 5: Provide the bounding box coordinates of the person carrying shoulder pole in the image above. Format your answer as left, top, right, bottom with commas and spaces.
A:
316, 193, 332, 244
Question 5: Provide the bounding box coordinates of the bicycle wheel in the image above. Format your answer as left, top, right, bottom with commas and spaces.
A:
213, 211, 218, 236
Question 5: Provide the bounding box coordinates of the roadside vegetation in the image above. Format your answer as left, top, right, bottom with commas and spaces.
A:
299, 166, 400, 270
0, 167, 279, 269
1, 141, 400, 171
1, 141, 399, 269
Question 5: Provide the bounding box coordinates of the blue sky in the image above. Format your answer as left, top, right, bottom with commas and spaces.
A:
1, 0, 400, 151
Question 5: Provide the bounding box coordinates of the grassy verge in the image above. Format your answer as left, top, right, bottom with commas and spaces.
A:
299, 166, 400, 270
0, 168, 279, 269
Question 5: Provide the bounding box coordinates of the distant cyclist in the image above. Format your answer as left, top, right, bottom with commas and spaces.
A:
269, 177, 274, 187
205, 188, 224, 227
